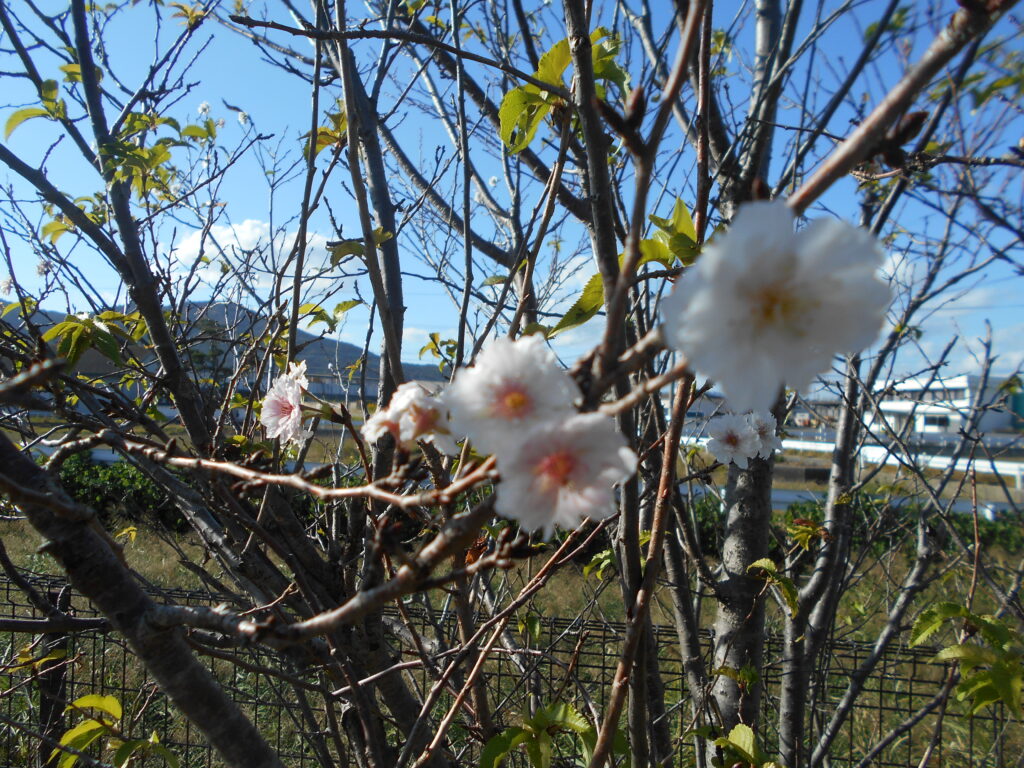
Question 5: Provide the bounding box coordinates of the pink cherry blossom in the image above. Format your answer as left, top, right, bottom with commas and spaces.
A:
495, 414, 637, 538
446, 335, 577, 455
362, 382, 458, 454
260, 362, 311, 445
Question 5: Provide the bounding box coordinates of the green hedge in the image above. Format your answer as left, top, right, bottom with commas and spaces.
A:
58, 453, 186, 531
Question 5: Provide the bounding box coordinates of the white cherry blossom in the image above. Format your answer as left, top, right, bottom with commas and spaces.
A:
706, 414, 760, 469
362, 382, 458, 455
660, 199, 890, 413
260, 361, 311, 445
747, 411, 782, 458
495, 414, 637, 538
446, 335, 577, 455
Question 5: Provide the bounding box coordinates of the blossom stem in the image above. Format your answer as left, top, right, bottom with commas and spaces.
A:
124, 441, 496, 508
598, 358, 692, 417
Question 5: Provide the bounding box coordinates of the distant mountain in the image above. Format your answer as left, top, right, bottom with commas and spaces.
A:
22, 302, 445, 389
187, 301, 444, 383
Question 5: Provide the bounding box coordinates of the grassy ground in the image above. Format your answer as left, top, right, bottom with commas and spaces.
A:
4, 504, 1020, 767
0, 517, 211, 590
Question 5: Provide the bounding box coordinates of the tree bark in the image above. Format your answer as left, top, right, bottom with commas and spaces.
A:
711, 458, 773, 734
0, 434, 285, 768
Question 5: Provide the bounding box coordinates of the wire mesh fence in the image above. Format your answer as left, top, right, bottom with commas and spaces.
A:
1, 575, 1019, 767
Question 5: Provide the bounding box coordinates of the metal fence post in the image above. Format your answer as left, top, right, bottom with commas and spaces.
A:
36, 587, 70, 768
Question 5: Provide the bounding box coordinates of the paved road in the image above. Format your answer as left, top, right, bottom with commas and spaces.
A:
684, 485, 1010, 519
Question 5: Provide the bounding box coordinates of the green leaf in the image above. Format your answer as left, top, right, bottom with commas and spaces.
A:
714, 664, 760, 687
777, 579, 799, 618
786, 518, 827, 551
532, 702, 590, 733
999, 374, 1022, 396
950, 658, 1024, 717
579, 726, 628, 765
499, 85, 551, 153
481, 275, 507, 287
650, 199, 695, 240
648, 200, 699, 264
535, 39, 571, 87
2, 298, 36, 318
864, 5, 910, 42
12, 644, 66, 671
113, 734, 178, 768
548, 272, 604, 338
518, 614, 542, 644
334, 299, 361, 316
636, 238, 674, 268
479, 727, 525, 768
748, 557, 778, 576
747, 558, 799, 618
4, 107, 51, 140
329, 239, 364, 266
124, 312, 148, 342
40, 79, 60, 108
68, 694, 122, 721
713, 723, 761, 766
527, 729, 553, 768
181, 124, 210, 140
584, 547, 616, 580
42, 319, 78, 343
497, 32, 580, 153
169, 1, 207, 27
666, 233, 698, 264
113, 739, 149, 768
298, 302, 333, 331
911, 602, 969, 647
521, 322, 550, 337
58, 326, 88, 365
59, 63, 103, 83
728, 723, 758, 761
90, 325, 122, 364
935, 643, 1000, 667
590, 28, 630, 95
148, 742, 180, 768
52, 720, 107, 768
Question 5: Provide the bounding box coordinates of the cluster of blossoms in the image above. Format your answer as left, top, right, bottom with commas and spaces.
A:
705, 411, 782, 469
444, 336, 637, 537
258, 199, 887, 533
259, 337, 636, 538
661, 199, 890, 413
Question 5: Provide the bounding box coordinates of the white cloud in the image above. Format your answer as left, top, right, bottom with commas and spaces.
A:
403, 325, 444, 350
167, 219, 356, 307
988, 321, 1024, 374
546, 321, 605, 366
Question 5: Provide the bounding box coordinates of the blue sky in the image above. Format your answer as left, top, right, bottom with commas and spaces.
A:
1, 0, 1021, 379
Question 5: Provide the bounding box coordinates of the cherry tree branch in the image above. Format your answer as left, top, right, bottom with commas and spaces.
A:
787, 0, 1018, 215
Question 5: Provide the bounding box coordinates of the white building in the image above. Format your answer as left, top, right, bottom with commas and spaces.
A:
871, 374, 1013, 436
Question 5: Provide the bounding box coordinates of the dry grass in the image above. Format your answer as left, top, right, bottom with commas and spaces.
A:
0, 517, 212, 590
